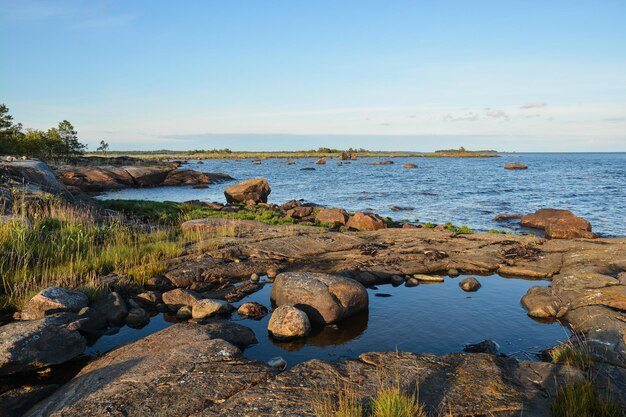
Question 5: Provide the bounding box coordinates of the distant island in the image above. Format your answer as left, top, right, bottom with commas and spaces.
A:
85, 147, 500, 160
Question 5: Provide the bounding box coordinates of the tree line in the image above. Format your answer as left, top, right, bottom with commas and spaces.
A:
0, 103, 86, 161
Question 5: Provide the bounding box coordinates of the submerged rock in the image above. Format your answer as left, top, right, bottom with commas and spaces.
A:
403, 163, 417, 168
0, 314, 86, 376
271, 272, 368, 324
237, 302, 269, 319
224, 178, 271, 204
268, 305, 311, 340
464, 339, 499, 354
520, 208, 596, 239
21, 287, 89, 320
24, 322, 264, 417
459, 277, 482, 292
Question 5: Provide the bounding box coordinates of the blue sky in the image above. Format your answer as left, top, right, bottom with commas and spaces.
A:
1, 0, 625, 151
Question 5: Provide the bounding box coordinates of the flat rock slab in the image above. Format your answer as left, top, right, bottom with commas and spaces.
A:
0, 314, 86, 377
197, 351, 583, 417
25, 322, 268, 417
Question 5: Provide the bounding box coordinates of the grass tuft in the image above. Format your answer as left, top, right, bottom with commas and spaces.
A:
370, 385, 425, 417
551, 380, 625, 417
314, 382, 363, 417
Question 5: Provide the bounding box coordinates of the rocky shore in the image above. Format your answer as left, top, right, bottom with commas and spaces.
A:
1, 160, 625, 416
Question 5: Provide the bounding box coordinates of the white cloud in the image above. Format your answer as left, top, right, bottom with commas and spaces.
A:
485, 109, 509, 120
443, 112, 480, 122
521, 101, 547, 109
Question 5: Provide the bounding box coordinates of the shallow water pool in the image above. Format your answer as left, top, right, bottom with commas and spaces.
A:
86, 275, 569, 367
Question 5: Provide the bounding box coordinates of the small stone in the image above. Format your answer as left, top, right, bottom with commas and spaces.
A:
125, 307, 150, 328
390, 275, 405, 285
136, 291, 162, 305
191, 299, 233, 319
268, 305, 311, 340
237, 302, 269, 319
176, 305, 192, 319
250, 273, 259, 282
464, 340, 499, 354
413, 274, 445, 283
459, 277, 482, 292
267, 357, 287, 370
267, 269, 278, 279
448, 268, 460, 277
405, 278, 419, 287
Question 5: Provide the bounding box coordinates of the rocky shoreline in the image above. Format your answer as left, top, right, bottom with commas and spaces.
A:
1, 158, 625, 416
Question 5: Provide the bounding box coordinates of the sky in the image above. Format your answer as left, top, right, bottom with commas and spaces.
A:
1, 0, 625, 152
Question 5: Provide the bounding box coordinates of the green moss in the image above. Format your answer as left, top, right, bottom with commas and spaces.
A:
422, 222, 436, 229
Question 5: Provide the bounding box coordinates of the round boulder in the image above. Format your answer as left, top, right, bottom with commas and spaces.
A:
267, 305, 311, 340
21, 287, 89, 320
224, 178, 271, 205
270, 272, 368, 324
459, 277, 482, 292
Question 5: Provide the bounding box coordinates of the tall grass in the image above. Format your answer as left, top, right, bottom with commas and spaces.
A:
551, 380, 625, 417
0, 195, 185, 309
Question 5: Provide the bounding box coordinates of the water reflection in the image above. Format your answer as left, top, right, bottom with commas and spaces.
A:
268, 310, 369, 351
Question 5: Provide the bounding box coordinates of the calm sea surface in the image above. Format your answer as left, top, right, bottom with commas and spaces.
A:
99, 153, 626, 236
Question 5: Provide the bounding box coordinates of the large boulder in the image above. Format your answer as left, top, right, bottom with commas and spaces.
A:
24, 322, 267, 417
162, 288, 203, 311
192, 299, 234, 319
55, 166, 135, 192
346, 212, 387, 231
162, 169, 212, 186
224, 178, 271, 205
0, 314, 86, 376
270, 272, 368, 324
91, 290, 127, 324
520, 208, 596, 239
21, 287, 89, 320
315, 208, 349, 227
267, 305, 311, 340
0, 160, 72, 198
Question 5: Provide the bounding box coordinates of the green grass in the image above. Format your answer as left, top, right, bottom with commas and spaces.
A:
99, 199, 298, 226
0, 196, 186, 309
443, 222, 474, 234
422, 222, 436, 229
551, 380, 625, 417
314, 383, 363, 417
370, 386, 425, 417
550, 343, 594, 371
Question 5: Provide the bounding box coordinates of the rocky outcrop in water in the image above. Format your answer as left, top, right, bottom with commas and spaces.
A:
504, 163, 528, 170
224, 178, 271, 204
521, 208, 596, 239
271, 272, 368, 324
55, 165, 231, 193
